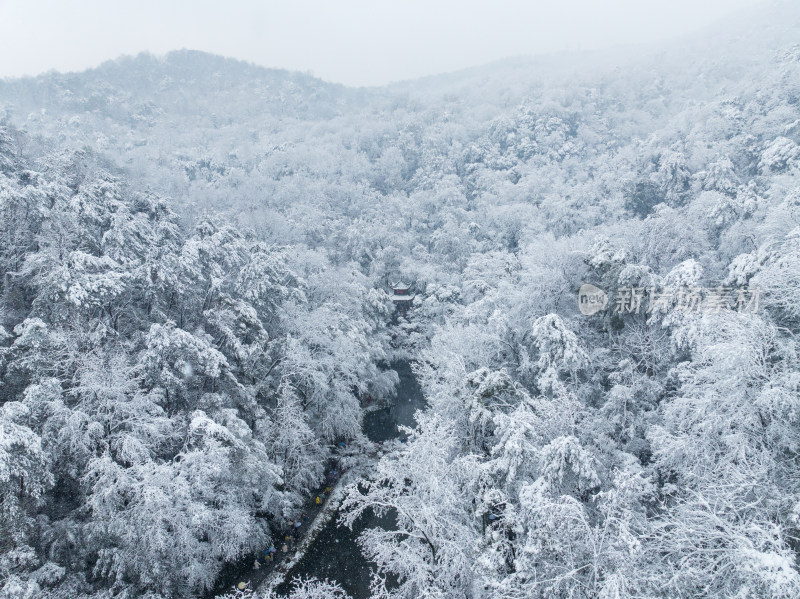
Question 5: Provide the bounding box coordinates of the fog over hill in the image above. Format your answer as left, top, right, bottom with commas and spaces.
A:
2, 3, 800, 599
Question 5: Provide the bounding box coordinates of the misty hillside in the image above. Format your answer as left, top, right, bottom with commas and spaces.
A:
2, 3, 800, 599
0, 49, 362, 121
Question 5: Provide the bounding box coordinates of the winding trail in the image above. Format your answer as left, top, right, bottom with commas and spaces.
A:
215, 361, 425, 598
268, 361, 425, 598
267, 360, 425, 598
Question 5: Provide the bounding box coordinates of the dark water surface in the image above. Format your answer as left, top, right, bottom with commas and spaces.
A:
275, 360, 425, 598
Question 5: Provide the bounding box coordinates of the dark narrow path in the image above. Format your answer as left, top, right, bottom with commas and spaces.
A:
209, 464, 339, 597
363, 360, 425, 443
274, 360, 425, 598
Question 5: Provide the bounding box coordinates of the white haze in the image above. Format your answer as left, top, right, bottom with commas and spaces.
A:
0, 0, 770, 86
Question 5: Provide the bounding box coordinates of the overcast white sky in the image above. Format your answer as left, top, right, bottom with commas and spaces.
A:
0, 0, 769, 86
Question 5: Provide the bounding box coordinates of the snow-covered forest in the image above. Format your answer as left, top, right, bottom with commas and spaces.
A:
3, 2, 800, 598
